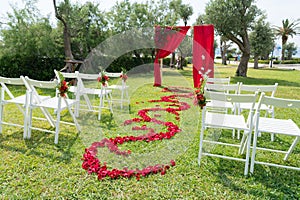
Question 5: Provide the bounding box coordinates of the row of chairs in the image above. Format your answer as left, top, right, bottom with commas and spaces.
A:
54, 70, 129, 120
198, 80, 300, 175
0, 70, 129, 144
0, 76, 80, 144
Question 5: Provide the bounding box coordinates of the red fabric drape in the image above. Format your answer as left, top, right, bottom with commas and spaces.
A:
193, 25, 214, 88
154, 26, 190, 86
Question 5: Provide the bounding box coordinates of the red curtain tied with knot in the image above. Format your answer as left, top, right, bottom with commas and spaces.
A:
154, 26, 190, 86
193, 25, 214, 88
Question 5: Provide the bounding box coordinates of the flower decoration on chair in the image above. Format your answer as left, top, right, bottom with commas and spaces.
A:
120, 68, 128, 82
194, 75, 207, 109
97, 71, 109, 86
56, 71, 69, 97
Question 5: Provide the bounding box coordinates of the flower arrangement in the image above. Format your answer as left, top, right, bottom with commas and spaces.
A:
120, 68, 128, 82
56, 71, 69, 97
97, 71, 109, 86
194, 75, 207, 109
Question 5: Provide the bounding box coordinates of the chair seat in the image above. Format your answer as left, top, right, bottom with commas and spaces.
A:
6, 95, 50, 104
35, 97, 77, 110
205, 112, 248, 130
206, 100, 234, 109
257, 117, 300, 136
80, 88, 112, 96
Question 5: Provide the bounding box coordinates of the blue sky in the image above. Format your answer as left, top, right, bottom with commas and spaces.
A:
1, 0, 300, 56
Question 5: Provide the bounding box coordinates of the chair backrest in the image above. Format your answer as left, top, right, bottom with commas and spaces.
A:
54, 70, 79, 80
24, 76, 58, 90
258, 93, 300, 110
207, 77, 230, 85
205, 83, 239, 94
105, 72, 122, 78
0, 76, 25, 99
206, 91, 258, 106
239, 83, 278, 97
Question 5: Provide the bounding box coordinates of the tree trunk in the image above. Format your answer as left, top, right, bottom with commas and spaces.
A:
253, 56, 259, 69
63, 24, 73, 59
235, 53, 250, 77
53, 0, 73, 60
220, 39, 227, 65
170, 52, 175, 68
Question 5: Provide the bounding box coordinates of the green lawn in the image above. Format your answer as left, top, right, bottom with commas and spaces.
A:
0, 65, 300, 199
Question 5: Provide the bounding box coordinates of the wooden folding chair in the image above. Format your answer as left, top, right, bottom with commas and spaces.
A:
25, 76, 80, 144
198, 91, 258, 175
0, 76, 52, 138
250, 93, 300, 173
77, 72, 113, 120
106, 72, 129, 109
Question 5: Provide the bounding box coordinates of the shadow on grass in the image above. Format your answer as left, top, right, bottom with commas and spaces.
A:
231, 72, 300, 87
206, 155, 300, 198
0, 127, 79, 163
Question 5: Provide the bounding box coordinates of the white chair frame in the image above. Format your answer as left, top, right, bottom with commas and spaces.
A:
25, 76, 81, 144
77, 72, 113, 120
250, 93, 300, 173
0, 76, 52, 138
207, 77, 231, 85
198, 91, 258, 175
238, 83, 278, 141
106, 72, 130, 109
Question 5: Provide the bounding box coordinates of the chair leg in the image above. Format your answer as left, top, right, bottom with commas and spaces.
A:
284, 137, 300, 161
250, 130, 259, 174
198, 125, 205, 166
244, 131, 252, 176
0, 103, 3, 134
54, 111, 60, 144
27, 106, 33, 139
107, 93, 113, 114
98, 95, 103, 121
66, 100, 81, 132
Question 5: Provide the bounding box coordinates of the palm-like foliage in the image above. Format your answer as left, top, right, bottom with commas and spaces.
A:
274, 19, 300, 60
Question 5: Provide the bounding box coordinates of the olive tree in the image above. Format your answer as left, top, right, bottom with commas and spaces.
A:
202, 0, 262, 76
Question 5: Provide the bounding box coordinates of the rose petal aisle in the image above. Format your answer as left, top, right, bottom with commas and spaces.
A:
82, 86, 194, 180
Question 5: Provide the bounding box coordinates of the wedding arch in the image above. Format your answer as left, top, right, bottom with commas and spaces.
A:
153, 25, 214, 88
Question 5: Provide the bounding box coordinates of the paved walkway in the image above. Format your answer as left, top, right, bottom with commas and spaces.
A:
215, 59, 300, 71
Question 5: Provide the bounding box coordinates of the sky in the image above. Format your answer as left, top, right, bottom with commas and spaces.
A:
1, 0, 300, 56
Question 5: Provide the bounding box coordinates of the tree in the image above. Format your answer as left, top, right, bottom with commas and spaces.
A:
0, 0, 58, 57
53, 0, 73, 59
202, 0, 262, 76
274, 19, 300, 61
250, 17, 274, 69
170, 0, 193, 26
284, 42, 297, 60
219, 36, 233, 65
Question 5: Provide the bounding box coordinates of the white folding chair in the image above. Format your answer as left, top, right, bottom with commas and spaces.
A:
54, 70, 81, 117
77, 72, 113, 120
238, 83, 278, 141
205, 83, 240, 112
106, 72, 129, 109
250, 93, 300, 173
207, 77, 231, 85
238, 83, 278, 113
198, 91, 258, 175
0, 76, 52, 138
25, 76, 81, 144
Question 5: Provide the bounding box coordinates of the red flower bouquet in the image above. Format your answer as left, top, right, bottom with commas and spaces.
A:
56, 71, 69, 97
194, 75, 207, 109
120, 68, 128, 82
97, 71, 109, 86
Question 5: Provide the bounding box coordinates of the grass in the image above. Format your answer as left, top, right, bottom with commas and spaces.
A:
0, 65, 300, 199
